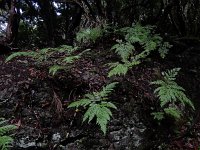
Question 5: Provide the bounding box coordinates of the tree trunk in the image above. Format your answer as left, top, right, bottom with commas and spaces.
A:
5, 0, 20, 46
38, 0, 57, 47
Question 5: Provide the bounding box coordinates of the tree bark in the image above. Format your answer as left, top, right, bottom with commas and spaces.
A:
5, 0, 20, 46
38, 0, 57, 47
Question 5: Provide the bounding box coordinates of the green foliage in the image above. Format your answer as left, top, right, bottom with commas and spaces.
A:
111, 40, 134, 62
68, 82, 118, 135
108, 23, 172, 77
5, 52, 37, 62
76, 26, 105, 44
108, 63, 129, 77
108, 61, 140, 77
6, 45, 89, 76
0, 118, 17, 150
151, 68, 195, 120
49, 65, 66, 76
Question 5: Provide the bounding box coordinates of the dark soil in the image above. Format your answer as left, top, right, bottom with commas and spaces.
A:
0, 44, 200, 150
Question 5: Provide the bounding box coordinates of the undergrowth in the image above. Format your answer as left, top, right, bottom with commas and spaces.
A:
4, 24, 196, 138
76, 26, 107, 45
6, 45, 89, 76
151, 68, 195, 120
68, 82, 118, 135
0, 118, 16, 150
108, 23, 172, 77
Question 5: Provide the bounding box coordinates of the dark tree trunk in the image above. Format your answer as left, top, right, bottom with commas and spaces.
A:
5, 0, 20, 46
66, 2, 83, 45
38, 0, 57, 47
95, 0, 104, 17
105, 0, 114, 23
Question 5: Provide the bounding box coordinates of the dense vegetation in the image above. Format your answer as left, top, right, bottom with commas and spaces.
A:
0, 0, 200, 149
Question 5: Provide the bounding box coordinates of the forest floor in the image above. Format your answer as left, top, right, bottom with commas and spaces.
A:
0, 43, 200, 150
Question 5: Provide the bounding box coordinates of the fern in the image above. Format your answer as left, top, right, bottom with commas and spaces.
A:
108, 23, 172, 77
158, 42, 172, 58
5, 51, 37, 62
76, 26, 105, 44
68, 82, 118, 135
6, 45, 88, 76
108, 63, 129, 77
151, 112, 164, 120
111, 40, 134, 62
49, 65, 66, 76
0, 118, 16, 150
164, 107, 182, 119
151, 68, 195, 120
62, 55, 80, 63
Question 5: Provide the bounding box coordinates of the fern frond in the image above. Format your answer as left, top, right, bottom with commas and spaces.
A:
62, 55, 80, 63
0, 136, 13, 150
151, 68, 195, 120
49, 65, 65, 76
0, 125, 16, 136
68, 82, 117, 134
56, 45, 78, 53
164, 107, 182, 119
158, 42, 172, 58
162, 68, 181, 81
68, 99, 91, 108
85, 93, 96, 101
99, 82, 118, 97
0, 119, 16, 150
108, 63, 128, 77
101, 102, 117, 109
111, 41, 134, 62
76, 26, 104, 44
5, 51, 37, 62
151, 112, 165, 120
96, 105, 113, 135
151, 80, 166, 85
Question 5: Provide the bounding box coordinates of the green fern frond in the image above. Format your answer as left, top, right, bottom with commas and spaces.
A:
158, 42, 172, 58
151, 112, 165, 120
151, 68, 195, 121
96, 106, 113, 134
164, 107, 182, 119
5, 51, 37, 62
0, 136, 14, 150
76, 26, 105, 44
101, 102, 117, 109
108, 63, 128, 77
162, 68, 181, 81
0, 125, 16, 136
109, 24, 172, 78
68, 82, 117, 134
151, 80, 166, 85
62, 55, 80, 63
68, 99, 91, 108
83, 104, 99, 123
99, 82, 118, 97
49, 65, 65, 76
56, 45, 78, 53
111, 40, 134, 62
0, 119, 16, 150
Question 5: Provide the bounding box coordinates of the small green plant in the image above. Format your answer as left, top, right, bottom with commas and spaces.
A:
108, 24, 172, 77
0, 118, 17, 150
68, 82, 118, 134
111, 40, 135, 62
151, 68, 195, 120
6, 45, 89, 76
76, 26, 106, 44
